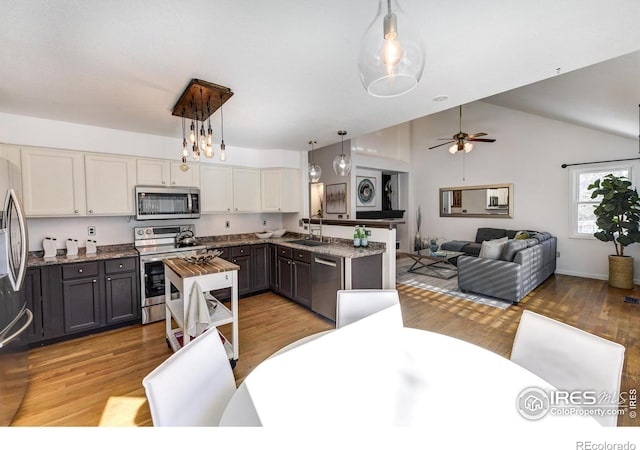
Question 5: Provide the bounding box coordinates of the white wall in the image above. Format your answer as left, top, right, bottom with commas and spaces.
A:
0, 112, 303, 250
410, 101, 640, 281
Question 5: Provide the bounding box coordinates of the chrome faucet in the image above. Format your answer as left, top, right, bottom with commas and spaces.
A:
308, 214, 323, 242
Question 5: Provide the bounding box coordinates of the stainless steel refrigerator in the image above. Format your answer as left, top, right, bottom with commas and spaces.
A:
0, 158, 31, 425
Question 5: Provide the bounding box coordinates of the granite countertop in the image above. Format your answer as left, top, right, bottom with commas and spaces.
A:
199, 234, 385, 259
27, 244, 138, 268
27, 233, 386, 268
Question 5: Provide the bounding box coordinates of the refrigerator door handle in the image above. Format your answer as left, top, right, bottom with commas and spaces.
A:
4, 189, 28, 292
0, 308, 32, 349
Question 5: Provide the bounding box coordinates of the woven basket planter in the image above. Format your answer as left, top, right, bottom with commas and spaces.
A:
609, 255, 634, 289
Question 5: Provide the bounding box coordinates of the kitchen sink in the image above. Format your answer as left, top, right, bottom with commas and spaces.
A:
288, 239, 328, 247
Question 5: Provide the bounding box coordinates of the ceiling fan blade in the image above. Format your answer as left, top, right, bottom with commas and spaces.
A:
467, 132, 487, 139
468, 138, 496, 143
428, 140, 454, 149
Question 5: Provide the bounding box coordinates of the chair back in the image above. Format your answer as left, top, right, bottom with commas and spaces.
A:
336, 289, 402, 328
142, 328, 236, 426
510, 310, 625, 426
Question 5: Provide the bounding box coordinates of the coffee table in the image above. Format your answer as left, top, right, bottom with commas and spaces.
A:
406, 249, 464, 279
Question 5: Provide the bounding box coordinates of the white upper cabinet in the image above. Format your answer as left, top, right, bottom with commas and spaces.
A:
136, 159, 200, 187
200, 165, 233, 213
233, 168, 261, 212
85, 154, 136, 215
136, 158, 170, 186
169, 162, 200, 187
261, 168, 300, 213
21, 147, 86, 216
0, 144, 21, 197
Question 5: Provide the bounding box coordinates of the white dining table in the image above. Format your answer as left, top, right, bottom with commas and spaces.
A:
219, 305, 598, 429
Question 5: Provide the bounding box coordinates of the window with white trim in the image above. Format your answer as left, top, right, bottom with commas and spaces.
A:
569, 162, 639, 238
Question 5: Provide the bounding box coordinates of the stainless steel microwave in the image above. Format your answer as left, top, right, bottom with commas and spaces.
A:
135, 186, 200, 220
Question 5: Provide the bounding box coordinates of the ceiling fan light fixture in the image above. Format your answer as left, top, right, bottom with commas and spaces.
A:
448, 144, 458, 155
358, 0, 425, 98
464, 142, 473, 153
333, 130, 352, 176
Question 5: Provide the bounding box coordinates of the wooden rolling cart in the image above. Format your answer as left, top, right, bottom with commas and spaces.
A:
163, 257, 240, 364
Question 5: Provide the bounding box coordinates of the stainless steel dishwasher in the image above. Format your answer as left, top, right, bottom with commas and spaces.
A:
311, 254, 344, 321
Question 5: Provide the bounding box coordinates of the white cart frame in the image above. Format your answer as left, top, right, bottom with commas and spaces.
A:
164, 263, 239, 361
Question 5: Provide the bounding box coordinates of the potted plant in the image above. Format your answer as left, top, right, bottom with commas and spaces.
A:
588, 174, 640, 289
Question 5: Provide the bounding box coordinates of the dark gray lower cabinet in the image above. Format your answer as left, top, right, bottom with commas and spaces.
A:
105, 262, 139, 324
275, 246, 312, 308
62, 276, 101, 334
26, 256, 139, 345
251, 244, 269, 292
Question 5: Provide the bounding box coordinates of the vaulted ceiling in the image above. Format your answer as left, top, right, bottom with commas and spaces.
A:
2, 1, 639, 151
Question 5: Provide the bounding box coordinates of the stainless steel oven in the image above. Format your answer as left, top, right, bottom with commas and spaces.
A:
135, 224, 206, 324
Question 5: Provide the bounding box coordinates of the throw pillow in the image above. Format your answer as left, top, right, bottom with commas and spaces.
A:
479, 237, 508, 260
515, 230, 529, 240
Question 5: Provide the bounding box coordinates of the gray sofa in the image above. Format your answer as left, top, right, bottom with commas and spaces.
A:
456, 231, 557, 304
441, 227, 538, 257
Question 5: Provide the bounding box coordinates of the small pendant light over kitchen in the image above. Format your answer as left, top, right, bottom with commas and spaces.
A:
172, 79, 233, 168
308, 140, 321, 183
333, 130, 351, 176
358, 0, 425, 98
220, 94, 227, 161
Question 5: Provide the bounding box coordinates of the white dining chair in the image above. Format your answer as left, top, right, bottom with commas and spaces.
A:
142, 328, 236, 426
336, 289, 403, 328
510, 310, 625, 426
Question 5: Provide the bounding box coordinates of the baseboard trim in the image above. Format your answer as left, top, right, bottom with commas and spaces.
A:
555, 269, 640, 285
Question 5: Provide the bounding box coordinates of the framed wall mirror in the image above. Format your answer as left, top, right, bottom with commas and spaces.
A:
440, 183, 513, 218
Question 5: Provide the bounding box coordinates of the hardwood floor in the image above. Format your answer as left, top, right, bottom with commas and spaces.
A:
11, 273, 640, 427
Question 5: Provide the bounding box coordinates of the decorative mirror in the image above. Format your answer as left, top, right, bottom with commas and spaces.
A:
440, 183, 513, 218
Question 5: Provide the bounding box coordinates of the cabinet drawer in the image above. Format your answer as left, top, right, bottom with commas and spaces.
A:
231, 245, 251, 257
105, 258, 136, 274
277, 246, 292, 258
62, 262, 99, 279
293, 249, 311, 264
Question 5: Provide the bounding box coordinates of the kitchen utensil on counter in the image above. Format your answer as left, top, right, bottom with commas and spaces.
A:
255, 232, 272, 239
66, 239, 78, 256
43, 237, 57, 258
86, 239, 97, 254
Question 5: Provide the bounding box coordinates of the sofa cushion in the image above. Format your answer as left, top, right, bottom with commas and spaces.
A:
531, 232, 552, 242
479, 237, 508, 259
461, 242, 482, 256
524, 238, 539, 248
475, 228, 507, 243
501, 239, 529, 262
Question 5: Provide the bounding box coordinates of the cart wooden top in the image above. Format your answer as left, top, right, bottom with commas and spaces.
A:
164, 257, 240, 278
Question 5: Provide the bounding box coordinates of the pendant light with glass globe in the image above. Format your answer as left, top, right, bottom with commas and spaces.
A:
333, 130, 351, 176
308, 140, 322, 183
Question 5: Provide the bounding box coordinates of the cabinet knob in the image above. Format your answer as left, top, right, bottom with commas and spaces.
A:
74, 209, 79, 214
235, 208, 238, 211
288, 261, 291, 265
172, 181, 176, 185
107, 277, 111, 281
233, 259, 236, 263
92, 279, 97, 283
78, 268, 83, 273
89, 209, 93, 214
162, 181, 166, 185
119, 264, 123, 268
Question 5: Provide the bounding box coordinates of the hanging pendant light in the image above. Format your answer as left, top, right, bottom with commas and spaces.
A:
358, 0, 425, 97
333, 130, 351, 176
179, 114, 190, 172
308, 140, 321, 183
219, 93, 227, 161
203, 97, 214, 158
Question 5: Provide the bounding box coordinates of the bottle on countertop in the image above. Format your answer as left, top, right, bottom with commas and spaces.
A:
353, 226, 361, 248
361, 225, 368, 247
